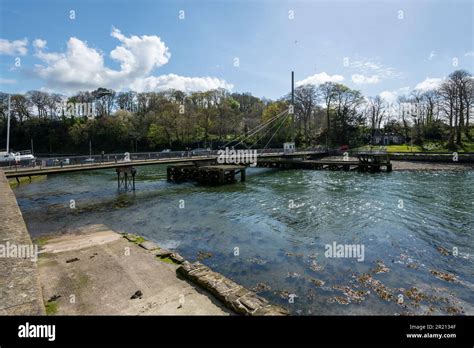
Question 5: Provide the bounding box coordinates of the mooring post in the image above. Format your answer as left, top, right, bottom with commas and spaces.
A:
124, 172, 128, 189
218, 169, 224, 184
241, 168, 246, 182
291, 71, 295, 143
131, 167, 136, 190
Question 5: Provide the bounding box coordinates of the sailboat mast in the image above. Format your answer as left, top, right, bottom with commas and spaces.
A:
6, 94, 10, 153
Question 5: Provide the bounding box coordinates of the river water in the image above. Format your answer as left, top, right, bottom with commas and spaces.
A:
12, 165, 474, 315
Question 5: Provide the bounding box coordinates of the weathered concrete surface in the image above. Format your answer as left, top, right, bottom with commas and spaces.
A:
37, 225, 230, 315
178, 261, 289, 316
0, 171, 45, 315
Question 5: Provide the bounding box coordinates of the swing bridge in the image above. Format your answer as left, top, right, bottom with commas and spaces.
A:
2, 107, 391, 188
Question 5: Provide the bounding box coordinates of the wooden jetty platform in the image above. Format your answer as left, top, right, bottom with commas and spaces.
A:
167, 164, 246, 185
256, 153, 392, 172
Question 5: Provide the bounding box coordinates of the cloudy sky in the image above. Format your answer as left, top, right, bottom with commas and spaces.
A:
0, 0, 473, 101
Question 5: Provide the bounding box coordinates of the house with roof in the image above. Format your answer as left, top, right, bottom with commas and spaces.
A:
371, 130, 405, 145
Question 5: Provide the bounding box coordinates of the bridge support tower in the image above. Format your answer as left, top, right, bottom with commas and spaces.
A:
116, 166, 136, 190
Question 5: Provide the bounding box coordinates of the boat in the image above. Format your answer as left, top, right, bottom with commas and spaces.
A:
0, 151, 35, 163
1, 94, 36, 165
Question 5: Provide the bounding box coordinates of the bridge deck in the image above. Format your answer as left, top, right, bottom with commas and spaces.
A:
2, 151, 322, 178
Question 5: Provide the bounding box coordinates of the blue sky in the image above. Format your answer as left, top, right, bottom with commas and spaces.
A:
0, 0, 473, 101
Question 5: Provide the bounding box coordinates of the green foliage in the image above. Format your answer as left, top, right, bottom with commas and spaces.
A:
0, 70, 471, 153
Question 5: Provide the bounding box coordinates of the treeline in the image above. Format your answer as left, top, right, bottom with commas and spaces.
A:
0, 70, 472, 154
291, 69, 473, 149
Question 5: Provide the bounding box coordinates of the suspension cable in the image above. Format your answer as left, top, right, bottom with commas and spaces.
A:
261, 110, 292, 152
221, 110, 285, 148
220, 108, 289, 149
248, 109, 289, 149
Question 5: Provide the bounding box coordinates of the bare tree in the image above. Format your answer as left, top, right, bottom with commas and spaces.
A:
318, 82, 337, 146
439, 78, 458, 147
27, 90, 49, 118
396, 96, 411, 141
367, 96, 387, 139
292, 84, 319, 142
11, 94, 31, 124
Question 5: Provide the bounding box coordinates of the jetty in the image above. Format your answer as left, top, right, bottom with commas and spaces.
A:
167, 164, 246, 185
257, 153, 392, 172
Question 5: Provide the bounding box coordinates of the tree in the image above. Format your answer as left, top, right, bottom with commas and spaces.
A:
10, 94, 31, 124
259, 101, 291, 147
319, 82, 337, 146
451, 70, 472, 142
291, 84, 319, 144
396, 96, 411, 141
27, 91, 49, 118
367, 96, 386, 139
332, 84, 364, 145
438, 70, 472, 148
92, 87, 116, 117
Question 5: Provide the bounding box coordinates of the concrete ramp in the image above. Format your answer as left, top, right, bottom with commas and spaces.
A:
37, 225, 230, 315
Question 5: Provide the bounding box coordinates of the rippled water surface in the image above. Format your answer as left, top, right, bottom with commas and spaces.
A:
13, 166, 474, 315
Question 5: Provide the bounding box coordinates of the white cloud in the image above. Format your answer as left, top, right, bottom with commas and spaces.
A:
0, 38, 28, 56
379, 91, 396, 104
415, 77, 443, 92
33, 28, 232, 93
296, 72, 344, 86
379, 86, 410, 104
351, 74, 379, 85
33, 39, 47, 50
131, 74, 232, 92
465, 51, 474, 57
348, 57, 402, 81
0, 78, 17, 84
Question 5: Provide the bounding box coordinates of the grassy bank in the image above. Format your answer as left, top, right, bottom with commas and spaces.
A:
354, 138, 474, 153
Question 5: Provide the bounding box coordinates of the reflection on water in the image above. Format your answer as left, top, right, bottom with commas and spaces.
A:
13, 165, 474, 315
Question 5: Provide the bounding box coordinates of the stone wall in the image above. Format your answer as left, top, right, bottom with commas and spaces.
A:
389, 153, 474, 163
0, 171, 45, 314
178, 261, 289, 316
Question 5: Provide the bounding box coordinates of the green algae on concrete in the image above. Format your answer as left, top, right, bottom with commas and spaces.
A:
45, 301, 58, 315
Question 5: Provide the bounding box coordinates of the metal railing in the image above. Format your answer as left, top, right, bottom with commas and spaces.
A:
1, 147, 329, 172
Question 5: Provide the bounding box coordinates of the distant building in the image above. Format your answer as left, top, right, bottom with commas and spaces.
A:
283, 142, 295, 154
371, 130, 405, 145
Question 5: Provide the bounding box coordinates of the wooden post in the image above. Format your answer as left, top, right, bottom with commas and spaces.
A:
218, 169, 224, 184
240, 168, 246, 182
131, 167, 136, 190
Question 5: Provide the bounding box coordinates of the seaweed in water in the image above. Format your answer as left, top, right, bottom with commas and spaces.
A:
252, 283, 271, 293
372, 260, 390, 274
309, 260, 324, 272
430, 270, 458, 282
